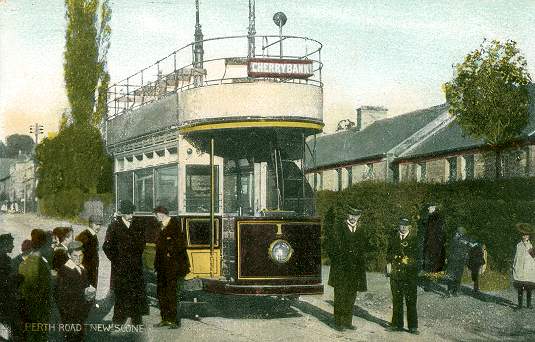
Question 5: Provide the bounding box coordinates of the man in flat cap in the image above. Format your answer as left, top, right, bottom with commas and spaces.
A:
325, 206, 368, 331
386, 218, 420, 334
55, 241, 95, 342
76, 216, 102, 289
153, 206, 190, 329
103, 200, 147, 325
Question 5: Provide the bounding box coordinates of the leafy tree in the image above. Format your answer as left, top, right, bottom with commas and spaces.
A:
444, 39, 531, 178
35, 0, 113, 218
0, 141, 7, 158
5, 134, 35, 157
64, 0, 111, 127
336, 119, 356, 132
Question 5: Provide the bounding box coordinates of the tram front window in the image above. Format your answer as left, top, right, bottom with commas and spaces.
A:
266, 160, 315, 215
224, 159, 254, 215
185, 165, 220, 213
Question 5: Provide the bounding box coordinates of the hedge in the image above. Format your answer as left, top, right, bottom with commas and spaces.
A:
316, 178, 535, 273
39, 190, 113, 220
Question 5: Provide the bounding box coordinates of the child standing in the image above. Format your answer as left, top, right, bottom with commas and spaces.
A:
512, 223, 535, 309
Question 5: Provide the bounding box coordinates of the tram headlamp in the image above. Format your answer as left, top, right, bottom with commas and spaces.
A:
269, 239, 293, 264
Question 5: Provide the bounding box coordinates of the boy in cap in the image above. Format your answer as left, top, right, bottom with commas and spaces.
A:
386, 218, 420, 334
55, 240, 95, 342
76, 216, 102, 288
325, 206, 368, 331
103, 200, 147, 325
153, 206, 190, 329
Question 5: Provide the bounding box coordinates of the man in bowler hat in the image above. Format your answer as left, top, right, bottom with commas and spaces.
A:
386, 218, 419, 334
153, 206, 190, 329
325, 206, 368, 331
103, 200, 148, 325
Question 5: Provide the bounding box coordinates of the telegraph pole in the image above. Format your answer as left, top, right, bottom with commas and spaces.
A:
29, 123, 44, 144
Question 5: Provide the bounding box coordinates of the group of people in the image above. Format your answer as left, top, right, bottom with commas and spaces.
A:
325, 204, 534, 335
0, 218, 100, 341
0, 199, 191, 341
102, 200, 190, 330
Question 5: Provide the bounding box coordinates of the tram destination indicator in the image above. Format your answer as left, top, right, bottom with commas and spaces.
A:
248, 58, 313, 79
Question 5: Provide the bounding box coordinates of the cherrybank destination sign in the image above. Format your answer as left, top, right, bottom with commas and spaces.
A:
248, 58, 313, 79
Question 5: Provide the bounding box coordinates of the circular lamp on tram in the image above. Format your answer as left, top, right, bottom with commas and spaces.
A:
269, 239, 293, 264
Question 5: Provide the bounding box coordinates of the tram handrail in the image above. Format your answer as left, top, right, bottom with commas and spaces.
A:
106, 35, 323, 120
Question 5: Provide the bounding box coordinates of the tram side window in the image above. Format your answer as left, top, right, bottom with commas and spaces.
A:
117, 172, 133, 206
135, 169, 154, 212
155, 164, 178, 211
185, 165, 219, 213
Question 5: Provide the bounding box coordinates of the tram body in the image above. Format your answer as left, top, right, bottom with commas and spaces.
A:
105, 32, 324, 295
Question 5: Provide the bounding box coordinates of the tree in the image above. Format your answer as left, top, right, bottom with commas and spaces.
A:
34, 0, 113, 218
336, 119, 356, 132
444, 39, 532, 178
0, 141, 7, 158
5, 134, 35, 157
64, 0, 111, 127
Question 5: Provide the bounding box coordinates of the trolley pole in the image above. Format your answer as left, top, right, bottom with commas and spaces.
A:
209, 138, 215, 278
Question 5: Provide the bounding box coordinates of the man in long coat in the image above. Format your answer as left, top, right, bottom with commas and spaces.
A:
419, 205, 445, 273
103, 200, 148, 325
76, 216, 101, 288
152, 206, 190, 329
386, 218, 419, 335
325, 207, 367, 331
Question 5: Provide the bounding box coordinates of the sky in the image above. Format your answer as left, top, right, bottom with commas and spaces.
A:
1, 0, 535, 140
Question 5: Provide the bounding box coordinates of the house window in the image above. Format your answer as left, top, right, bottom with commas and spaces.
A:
416, 162, 426, 182
463, 155, 474, 180
365, 163, 374, 180
116, 172, 133, 208
347, 167, 353, 187
336, 169, 342, 191
447, 157, 457, 182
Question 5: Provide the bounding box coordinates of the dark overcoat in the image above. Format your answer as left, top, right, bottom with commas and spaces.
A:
445, 233, 473, 282
154, 217, 190, 281
76, 228, 100, 288
419, 212, 446, 272
103, 216, 148, 317
325, 209, 367, 292
54, 261, 91, 323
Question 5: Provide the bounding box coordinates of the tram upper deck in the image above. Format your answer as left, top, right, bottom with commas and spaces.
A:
105, 35, 324, 149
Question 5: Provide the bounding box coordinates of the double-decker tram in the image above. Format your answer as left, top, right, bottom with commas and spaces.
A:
105, 1, 324, 296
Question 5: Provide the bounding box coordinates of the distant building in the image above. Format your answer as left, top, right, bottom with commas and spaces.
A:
0, 156, 37, 212
305, 86, 535, 189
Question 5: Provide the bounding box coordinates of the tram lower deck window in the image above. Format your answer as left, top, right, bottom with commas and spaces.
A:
185, 165, 219, 213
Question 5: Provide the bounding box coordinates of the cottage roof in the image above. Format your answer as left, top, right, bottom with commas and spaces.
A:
398, 87, 535, 161
305, 104, 448, 170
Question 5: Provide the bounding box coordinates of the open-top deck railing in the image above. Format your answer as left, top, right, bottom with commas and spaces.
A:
106, 35, 323, 119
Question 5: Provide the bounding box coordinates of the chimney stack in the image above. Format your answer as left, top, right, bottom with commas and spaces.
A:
356, 106, 388, 131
